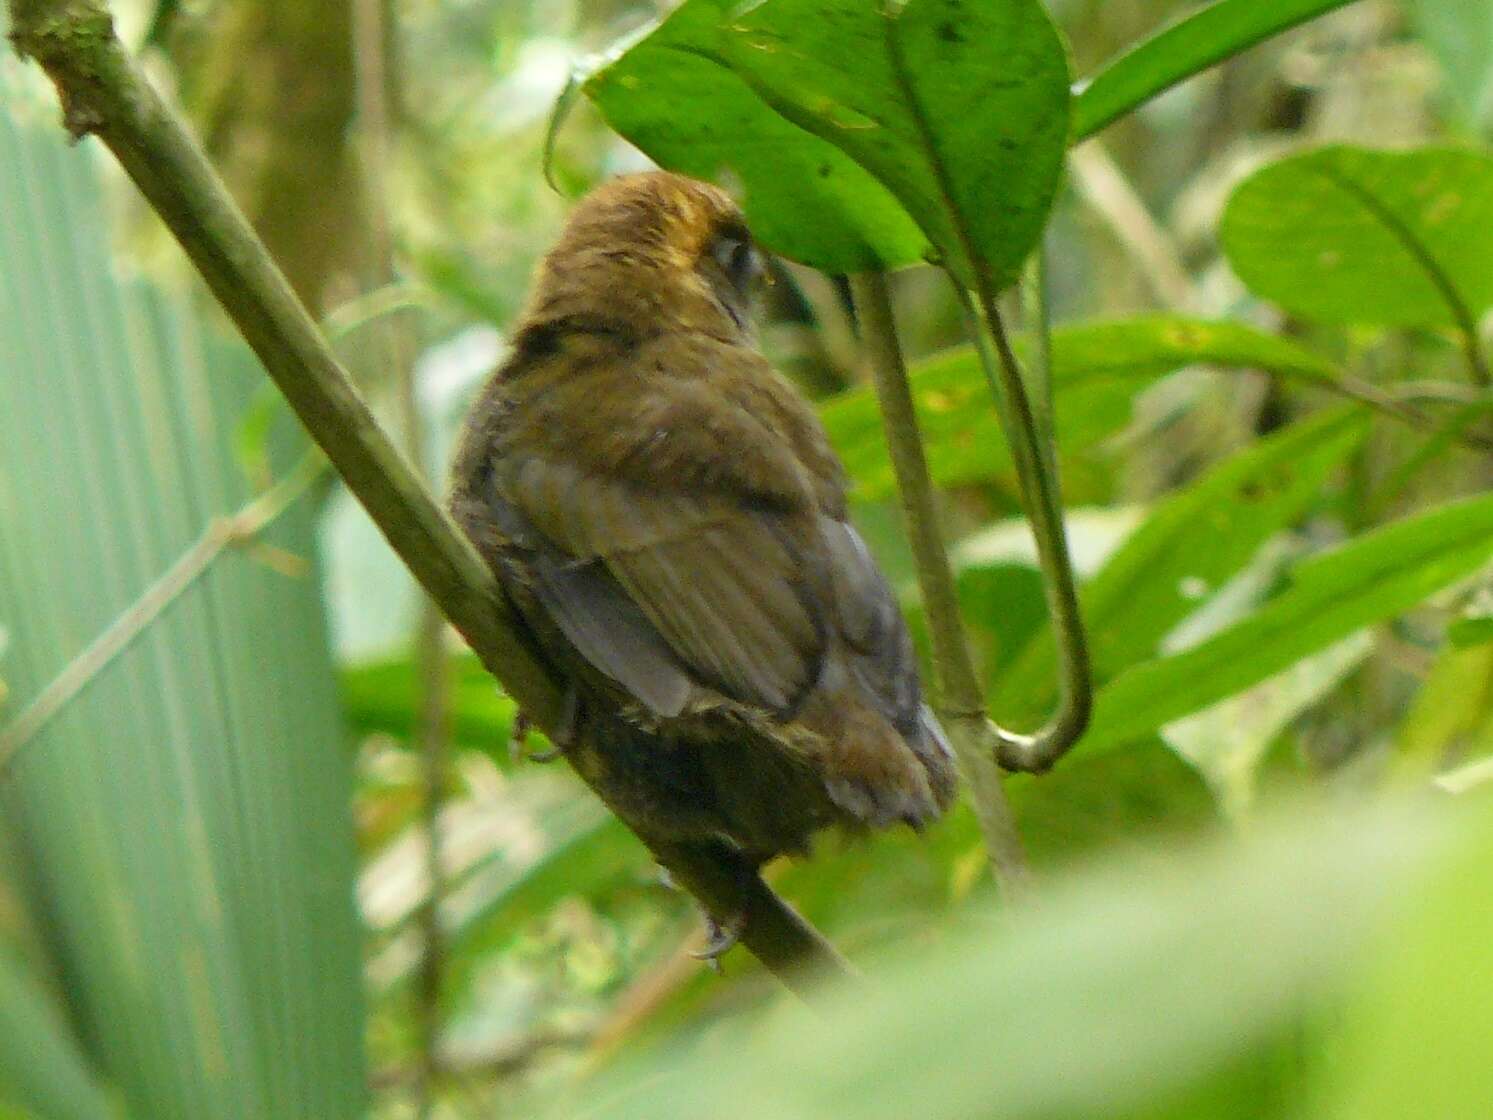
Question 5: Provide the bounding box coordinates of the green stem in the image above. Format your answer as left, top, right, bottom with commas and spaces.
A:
850, 272, 1031, 896
961, 250, 1092, 773
7, 0, 849, 993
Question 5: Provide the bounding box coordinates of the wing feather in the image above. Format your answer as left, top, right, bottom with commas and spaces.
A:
495, 454, 823, 715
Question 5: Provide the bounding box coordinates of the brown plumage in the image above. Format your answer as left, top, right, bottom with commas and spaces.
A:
449, 171, 955, 869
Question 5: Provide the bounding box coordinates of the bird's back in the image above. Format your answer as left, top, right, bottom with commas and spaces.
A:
448, 171, 955, 861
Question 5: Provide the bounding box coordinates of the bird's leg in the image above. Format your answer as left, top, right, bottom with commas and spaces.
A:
692, 912, 747, 972
686, 849, 762, 972
650, 842, 761, 973
508, 684, 581, 764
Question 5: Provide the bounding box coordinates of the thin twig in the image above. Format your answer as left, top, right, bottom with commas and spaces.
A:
1068, 140, 1194, 309
1434, 754, 1493, 796
0, 453, 326, 771
1386, 381, 1493, 407
351, 0, 452, 1108
8, 0, 850, 992
369, 1027, 591, 1091
849, 272, 1031, 895
1368, 401, 1493, 518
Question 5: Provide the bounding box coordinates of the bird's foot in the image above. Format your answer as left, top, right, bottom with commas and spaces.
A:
508, 685, 580, 764
690, 913, 746, 973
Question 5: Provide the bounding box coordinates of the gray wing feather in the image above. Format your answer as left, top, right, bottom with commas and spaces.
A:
528, 553, 694, 717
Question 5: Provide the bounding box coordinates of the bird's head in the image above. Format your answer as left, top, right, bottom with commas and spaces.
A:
523, 171, 765, 343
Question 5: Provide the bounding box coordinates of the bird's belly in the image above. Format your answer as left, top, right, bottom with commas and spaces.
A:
569, 706, 840, 861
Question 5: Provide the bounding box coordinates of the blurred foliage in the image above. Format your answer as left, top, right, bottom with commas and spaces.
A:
0, 90, 365, 1116
4, 0, 1493, 1118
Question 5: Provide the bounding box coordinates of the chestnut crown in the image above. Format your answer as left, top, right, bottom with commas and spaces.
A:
521, 172, 763, 342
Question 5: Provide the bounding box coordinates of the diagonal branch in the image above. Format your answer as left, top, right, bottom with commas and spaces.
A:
7, 0, 849, 994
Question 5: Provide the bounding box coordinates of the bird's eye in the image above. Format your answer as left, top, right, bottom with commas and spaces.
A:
711, 233, 761, 293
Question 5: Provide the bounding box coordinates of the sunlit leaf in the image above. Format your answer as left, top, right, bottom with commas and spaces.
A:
1221, 146, 1493, 328
1391, 643, 1493, 775
582, 802, 1445, 1120
1319, 807, 1493, 1119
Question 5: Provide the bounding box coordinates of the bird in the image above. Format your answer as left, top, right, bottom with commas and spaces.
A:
449, 171, 956, 956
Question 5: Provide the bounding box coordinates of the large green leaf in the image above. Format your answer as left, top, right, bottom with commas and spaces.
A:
719, 0, 1070, 290
1079, 492, 1493, 756
1221, 146, 1493, 328
0, 101, 364, 1115
582, 0, 927, 273
821, 315, 1348, 498
1319, 806, 1493, 1119
579, 801, 1445, 1120
993, 408, 1368, 725
0, 945, 114, 1120
1072, 0, 1363, 140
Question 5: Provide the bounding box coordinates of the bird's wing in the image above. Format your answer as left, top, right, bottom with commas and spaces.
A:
493, 454, 825, 718
819, 516, 920, 732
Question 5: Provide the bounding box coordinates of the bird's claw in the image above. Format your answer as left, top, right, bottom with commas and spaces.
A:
691, 913, 746, 972
507, 686, 580, 765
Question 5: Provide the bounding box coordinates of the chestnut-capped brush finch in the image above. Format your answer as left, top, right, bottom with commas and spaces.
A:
449, 172, 955, 947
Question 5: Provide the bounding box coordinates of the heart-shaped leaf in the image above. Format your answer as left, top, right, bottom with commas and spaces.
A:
583, 0, 928, 272
719, 0, 1071, 291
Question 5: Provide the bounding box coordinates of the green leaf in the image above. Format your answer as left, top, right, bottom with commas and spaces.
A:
1320, 806, 1493, 1119
1449, 615, 1493, 648
1392, 644, 1493, 771
0, 945, 114, 1120
0, 101, 364, 1114
582, 0, 927, 272
995, 408, 1369, 725
1008, 740, 1218, 866
1080, 491, 1493, 756
718, 0, 1070, 289
821, 315, 1348, 498
1073, 0, 1362, 141
1220, 145, 1493, 328
343, 652, 518, 753
580, 802, 1441, 1120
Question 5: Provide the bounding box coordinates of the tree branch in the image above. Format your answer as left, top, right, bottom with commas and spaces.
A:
849, 272, 1031, 896
7, 0, 849, 992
